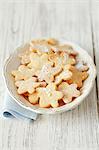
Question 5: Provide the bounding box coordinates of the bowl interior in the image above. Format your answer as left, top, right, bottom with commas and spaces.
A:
3, 40, 96, 114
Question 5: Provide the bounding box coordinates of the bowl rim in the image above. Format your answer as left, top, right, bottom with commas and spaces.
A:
3, 39, 96, 114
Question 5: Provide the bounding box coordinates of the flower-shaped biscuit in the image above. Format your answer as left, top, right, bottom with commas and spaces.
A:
19, 50, 31, 65
37, 83, 63, 108
58, 82, 80, 103
11, 65, 38, 81
38, 63, 62, 83
28, 92, 39, 104
15, 77, 46, 94
27, 53, 52, 71
68, 66, 88, 88
49, 51, 76, 66
55, 65, 72, 85
52, 44, 77, 55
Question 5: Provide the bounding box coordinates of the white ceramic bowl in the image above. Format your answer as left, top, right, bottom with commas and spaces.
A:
3, 39, 96, 114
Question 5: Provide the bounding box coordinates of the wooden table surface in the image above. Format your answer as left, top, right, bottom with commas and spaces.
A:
0, 1, 99, 150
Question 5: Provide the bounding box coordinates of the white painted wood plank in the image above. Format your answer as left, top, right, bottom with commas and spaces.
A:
90, 0, 99, 100
0, 1, 98, 150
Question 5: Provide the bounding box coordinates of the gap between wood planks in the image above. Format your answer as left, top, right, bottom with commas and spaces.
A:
89, 1, 99, 116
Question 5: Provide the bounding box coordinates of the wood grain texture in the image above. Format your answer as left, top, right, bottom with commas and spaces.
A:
0, 1, 99, 150
90, 0, 99, 100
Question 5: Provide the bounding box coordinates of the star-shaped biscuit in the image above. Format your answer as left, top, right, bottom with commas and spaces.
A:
58, 82, 80, 103
37, 83, 63, 108
68, 66, 88, 88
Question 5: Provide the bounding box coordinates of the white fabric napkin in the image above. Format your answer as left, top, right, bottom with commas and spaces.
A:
0, 93, 38, 121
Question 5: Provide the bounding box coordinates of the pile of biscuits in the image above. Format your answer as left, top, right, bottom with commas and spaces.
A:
11, 39, 89, 108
